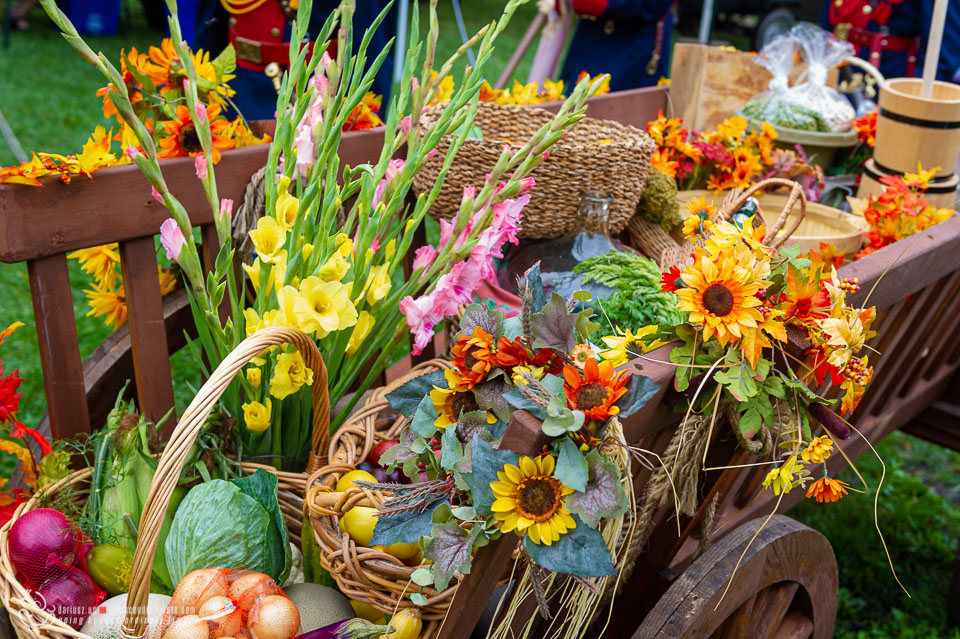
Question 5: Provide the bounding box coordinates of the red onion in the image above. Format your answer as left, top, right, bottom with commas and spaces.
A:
33, 569, 105, 629
9, 509, 86, 587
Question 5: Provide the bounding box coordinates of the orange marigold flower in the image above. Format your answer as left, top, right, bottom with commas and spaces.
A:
158, 104, 235, 162
562, 358, 629, 422
806, 477, 849, 503
451, 326, 495, 389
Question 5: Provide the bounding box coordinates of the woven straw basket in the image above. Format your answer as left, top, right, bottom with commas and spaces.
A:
628, 178, 811, 270
412, 102, 656, 239
306, 360, 515, 638
0, 327, 329, 639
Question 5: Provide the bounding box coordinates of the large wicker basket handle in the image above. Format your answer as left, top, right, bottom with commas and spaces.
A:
120, 326, 329, 638
719, 178, 808, 249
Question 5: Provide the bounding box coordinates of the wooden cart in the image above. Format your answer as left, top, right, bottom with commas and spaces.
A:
1, 84, 958, 638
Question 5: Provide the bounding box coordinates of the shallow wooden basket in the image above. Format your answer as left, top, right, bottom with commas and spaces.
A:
678, 189, 865, 256
305, 360, 513, 638
0, 327, 325, 639
412, 101, 656, 239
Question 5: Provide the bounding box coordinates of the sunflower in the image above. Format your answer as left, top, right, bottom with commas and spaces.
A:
599, 326, 661, 367
801, 435, 834, 464
563, 358, 629, 422
69, 243, 120, 289
158, 104, 235, 162
430, 369, 494, 429
491, 455, 576, 546
451, 326, 495, 389
675, 252, 768, 346
145, 38, 183, 89
85, 285, 127, 329
682, 195, 716, 240
805, 477, 849, 503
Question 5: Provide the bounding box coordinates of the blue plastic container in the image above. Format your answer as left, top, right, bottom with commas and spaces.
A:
68, 0, 122, 36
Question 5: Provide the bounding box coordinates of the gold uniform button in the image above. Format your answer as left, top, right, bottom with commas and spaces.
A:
229, 16, 237, 26
604, 19, 615, 35
835, 0, 842, 5
862, 4, 872, 14
270, 27, 281, 37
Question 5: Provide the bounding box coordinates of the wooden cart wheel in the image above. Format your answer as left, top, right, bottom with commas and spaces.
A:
635, 515, 838, 639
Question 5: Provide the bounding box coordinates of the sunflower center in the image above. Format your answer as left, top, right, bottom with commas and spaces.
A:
178, 123, 203, 153
702, 284, 734, 316
575, 383, 608, 411
464, 351, 479, 369
450, 391, 479, 417
517, 477, 562, 520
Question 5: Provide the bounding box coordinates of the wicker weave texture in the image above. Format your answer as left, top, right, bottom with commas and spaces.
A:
412, 102, 655, 239
0, 326, 328, 639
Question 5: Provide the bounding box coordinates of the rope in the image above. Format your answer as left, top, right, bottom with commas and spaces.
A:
234, 166, 268, 265
693, 493, 719, 560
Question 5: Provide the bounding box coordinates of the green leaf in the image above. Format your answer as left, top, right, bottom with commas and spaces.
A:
230, 470, 291, 583
473, 378, 514, 423
575, 310, 600, 340
669, 340, 695, 392
458, 304, 504, 341
617, 374, 660, 419
714, 364, 759, 401
410, 592, 429, 606
764, 376, 786, 399
522, 516, 615, 577
502, 316, 523, 339
522, 263, 546, 313
451, 506, 476, 520
379, 427, 420, 470
386, 371, 446, 417
556, 438, 588, 492
737, 406, 763, 439
425, 522, 481, 590
541, 402, 585, 437
211, 43, 237, 78
503, 386, 547, 420
440, 424, 463, 470
540, 374, 564, 398
410, 395, 440, 438
461, 435, 519, 516
411, 568, 434, 586
565, 450, 629, 527
531, 293, 577, 352
370, 499, 447, 545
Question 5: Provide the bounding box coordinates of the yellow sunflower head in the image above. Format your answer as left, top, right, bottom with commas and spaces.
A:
675, 252, 767, 346
490, 455, 576, 546
429, 369, 495, 429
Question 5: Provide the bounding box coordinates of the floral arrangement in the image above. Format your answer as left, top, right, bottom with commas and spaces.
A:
41, 0, 605, 470
646, 112, 779, 191
0, 322, 69, 526
853, 107, 877, 149
850, 164, 955, 260
0, 38, 268, 187
427, 71, 610, 108
363, 265, 656, 617
627, 212, 877, 502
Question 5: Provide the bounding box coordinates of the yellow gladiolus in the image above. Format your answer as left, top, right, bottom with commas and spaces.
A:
319, 251, 350, 283
244, 308, 279, 337
294, 276, 358, 337
275, 176, 300, 231
384, 238, 396, 261
249, 216, 287, 264
347, 311, 375, 356
246, 367, 262, 388
334, 233, 354, 258
276, 284, 300, 328
365, 264, 391, 305
269, 350, 315, 399
243, 398, 272, 433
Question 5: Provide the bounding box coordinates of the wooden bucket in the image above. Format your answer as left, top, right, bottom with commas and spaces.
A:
856, 158, 960, 209
677, 189, 865, 256
874, 78, 960, 178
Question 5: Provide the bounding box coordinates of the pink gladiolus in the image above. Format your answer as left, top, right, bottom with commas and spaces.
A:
219, 198, 234, 222
194, 155, 207, 180
518, 177, 536, 194
411, 77, 420, 92
400, 294, 442, 355
195, 103, 207, 124
434, 260, 481, 312
151, 187, 163, 203
542, 151, 550, 159
294, 126, 314, 176
399, 116, 412, 135
412, 245, 437, 272
373, 180, 387, 210
125, 146, 141, 160
320, 51, 332, 70
312, 73, 329, 96
159, 218, 186, 263
385, 158, 405, 182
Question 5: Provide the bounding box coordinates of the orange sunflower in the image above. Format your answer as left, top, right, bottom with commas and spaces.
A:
451, 326, 496, 389
97, 47, 150, 119
146, 38, 183, 89
563, 358, 629, 422
805, 477, 849, 503
675, 251, 767, 346
158, 104, 235, 162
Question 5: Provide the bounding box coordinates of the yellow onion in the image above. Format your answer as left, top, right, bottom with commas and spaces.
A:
228, 572, 277, 608
171, 568, 228, 614
248, 594, 301, 639
197, 596, 242, 638
161, 614, 209, 639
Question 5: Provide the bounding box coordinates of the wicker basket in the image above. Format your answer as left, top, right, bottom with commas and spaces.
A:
629, 178, 812, 269
306, 359, 509, 638
412, 102, 656, 239
0, 327, 329, 639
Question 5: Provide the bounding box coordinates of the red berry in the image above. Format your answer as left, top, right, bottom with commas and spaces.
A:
369, 439, 400, 467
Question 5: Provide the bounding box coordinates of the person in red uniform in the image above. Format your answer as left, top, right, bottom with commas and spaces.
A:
194, 0, 394, 119
823, 0, 960, 82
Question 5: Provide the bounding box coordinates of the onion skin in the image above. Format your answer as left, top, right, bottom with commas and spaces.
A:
33, 569, 105, 630
248, 594, 301, 639
9, 509, 86, 586
170, 568, 228, 614
161, 614, 210, 639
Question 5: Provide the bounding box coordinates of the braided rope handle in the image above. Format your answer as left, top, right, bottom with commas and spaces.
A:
120, 326, 329, 638
715, 178, 808, 249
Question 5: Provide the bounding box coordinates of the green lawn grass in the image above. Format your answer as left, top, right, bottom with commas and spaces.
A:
1, 3, 958, 637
